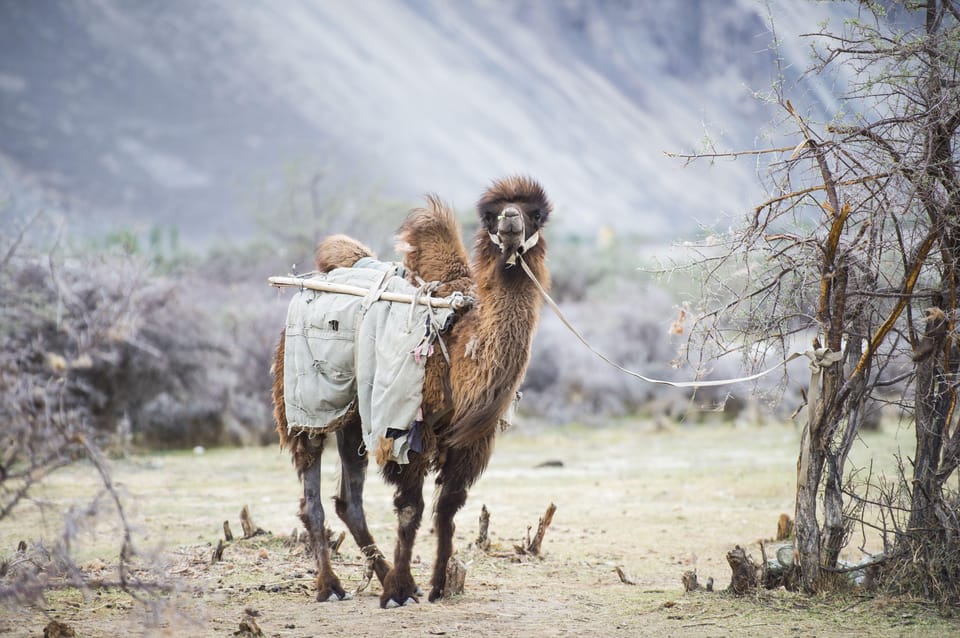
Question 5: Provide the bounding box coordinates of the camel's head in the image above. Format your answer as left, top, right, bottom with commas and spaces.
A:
477, 176, 551, 267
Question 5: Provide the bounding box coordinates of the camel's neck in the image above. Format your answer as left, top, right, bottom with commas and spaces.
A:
442, 237, 549, 447
471, 239, 549, 362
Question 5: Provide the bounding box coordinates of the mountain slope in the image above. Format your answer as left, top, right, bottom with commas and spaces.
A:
0, 0, 852, 243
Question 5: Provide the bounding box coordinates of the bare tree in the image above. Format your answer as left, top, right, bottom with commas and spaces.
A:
680, 1, 960, 598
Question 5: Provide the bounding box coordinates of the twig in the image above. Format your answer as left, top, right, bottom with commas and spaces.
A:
0, 209, 42, 270
841, 596, 869, 612
615, 566, 637, 585
753, 172, 892, 220
664, 145, 799, 161
820, 552, 890, 574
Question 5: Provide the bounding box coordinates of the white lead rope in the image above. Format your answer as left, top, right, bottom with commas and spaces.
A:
517, 256, 822, 389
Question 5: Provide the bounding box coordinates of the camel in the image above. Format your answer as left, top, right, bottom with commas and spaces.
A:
271, 175, 551, 607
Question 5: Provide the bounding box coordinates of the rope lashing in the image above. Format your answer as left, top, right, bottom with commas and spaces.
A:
355, 544, 386, 595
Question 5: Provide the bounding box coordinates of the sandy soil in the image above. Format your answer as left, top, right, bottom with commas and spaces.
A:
2, 421, 957, 637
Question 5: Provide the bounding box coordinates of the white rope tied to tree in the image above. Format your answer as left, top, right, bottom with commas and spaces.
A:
517, 255, 821, 390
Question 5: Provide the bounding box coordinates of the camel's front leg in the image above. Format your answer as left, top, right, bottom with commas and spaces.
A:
380, 466, 425, 608
430, 445, 486, 602
299, 439, 349, 602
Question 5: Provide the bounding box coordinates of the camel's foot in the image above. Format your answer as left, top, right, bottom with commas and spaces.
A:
379, 568, 420, 608
316, 576, 349, 602
383, 596, 418, 609
319, 589, 353, 602
428, 575, 448, 602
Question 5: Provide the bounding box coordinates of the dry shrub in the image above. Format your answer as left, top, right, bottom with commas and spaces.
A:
5, 244, 211, 447
864, 461, 960, 606
0, 220, 182, 608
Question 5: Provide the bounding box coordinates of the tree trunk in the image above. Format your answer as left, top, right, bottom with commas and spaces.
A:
795, 422, 825, 593
795, 344, 844, 593
910, 309, 950, 536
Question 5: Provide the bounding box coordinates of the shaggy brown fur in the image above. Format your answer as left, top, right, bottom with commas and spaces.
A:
272, 175, 551, 607
314, 234, 377, 273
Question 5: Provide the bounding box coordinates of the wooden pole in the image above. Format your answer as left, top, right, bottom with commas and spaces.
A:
268, 276, 470, 310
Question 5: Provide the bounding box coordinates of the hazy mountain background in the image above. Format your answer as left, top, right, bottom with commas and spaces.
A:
0, 0, 855, 247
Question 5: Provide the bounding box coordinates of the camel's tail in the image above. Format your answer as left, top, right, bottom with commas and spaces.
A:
395, 196, 472, 292
315, 234, 375, 272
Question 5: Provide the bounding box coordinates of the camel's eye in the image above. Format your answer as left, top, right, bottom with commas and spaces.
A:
530, 209, 542, 223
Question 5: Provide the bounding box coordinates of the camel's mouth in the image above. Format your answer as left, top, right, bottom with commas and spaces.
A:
491, 205, 539, 266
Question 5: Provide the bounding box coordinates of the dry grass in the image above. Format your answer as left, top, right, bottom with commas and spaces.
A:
1, 420, 957, 637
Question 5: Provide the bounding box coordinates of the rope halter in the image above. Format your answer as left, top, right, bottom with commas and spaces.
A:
488, 205, 540, 266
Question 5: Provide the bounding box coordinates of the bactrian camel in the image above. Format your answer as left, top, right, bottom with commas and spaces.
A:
271, 175, 551, 607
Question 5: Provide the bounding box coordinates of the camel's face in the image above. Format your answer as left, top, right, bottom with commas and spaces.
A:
478, 177, 551, 266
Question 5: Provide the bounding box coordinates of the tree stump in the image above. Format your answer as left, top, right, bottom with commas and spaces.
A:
326, 528, 346, 553
211, 539, 226, 564
682, 570, 700, 592
515, 503, 556, 556
234, 615, 263, 638
240, 505, 266, 538
776, 513, 794, 540
476, 505, 491, 552
726, 545, 759, 594
444, 556, 467, 598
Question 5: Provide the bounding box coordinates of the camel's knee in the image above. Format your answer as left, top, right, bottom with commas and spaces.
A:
333, 496, 348, 520
397, 504, 420, 528
435, 488, 467, 520
333, 496, 363, 528
299, 493, 326, 534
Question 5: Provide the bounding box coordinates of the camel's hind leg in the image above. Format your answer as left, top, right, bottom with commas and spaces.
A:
379, 464, 426, 608
297, 434, 349, 602
334, 418, 391, 585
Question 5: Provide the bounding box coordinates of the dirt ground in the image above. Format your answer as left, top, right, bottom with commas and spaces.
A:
2, 420, 958, 637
